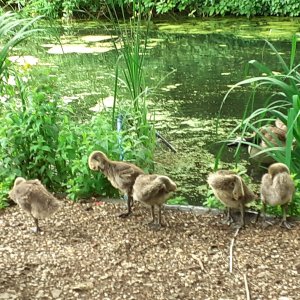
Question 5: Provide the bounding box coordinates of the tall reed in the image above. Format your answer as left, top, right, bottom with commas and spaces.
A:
106, 0, 156, 170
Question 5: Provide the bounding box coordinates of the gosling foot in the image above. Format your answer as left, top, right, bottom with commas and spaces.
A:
262, 220, 275, 229
31, 227, 42, 234
148, 223, 165, 230
220, 217, 234, 226
280, 220, 295, 230
232, 222, 244, 230
118, 211, 131, 218
251, 212, 260, 224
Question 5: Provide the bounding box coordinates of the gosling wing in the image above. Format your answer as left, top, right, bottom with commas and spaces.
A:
261, 173, 275, 203
134, 175, 166, 202
274, 173, 295, 203
114, 163, 144, 190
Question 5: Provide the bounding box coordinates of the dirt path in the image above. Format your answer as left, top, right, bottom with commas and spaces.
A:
1, 201, 299, 300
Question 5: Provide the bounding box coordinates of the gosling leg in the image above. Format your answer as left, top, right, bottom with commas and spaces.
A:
146, 205, 155, 226
149, 206, 165, 229
31, 217, 41, 233
118, 194, 132, 218
158, 205, 162, 226
157, 205, 166, 227
280, 203, 294, 229
222, 207, 234, 225
239, 204, 245, 228
262, 202, 275, 227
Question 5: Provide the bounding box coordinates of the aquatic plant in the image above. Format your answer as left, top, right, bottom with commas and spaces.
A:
216, 36, 300, 215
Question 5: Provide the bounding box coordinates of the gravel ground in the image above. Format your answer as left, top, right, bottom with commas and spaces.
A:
0, 200, 300, 300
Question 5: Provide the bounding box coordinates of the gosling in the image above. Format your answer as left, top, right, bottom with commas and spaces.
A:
9, 177, 60, 233
207, 170, 257, 228
260, 162, 295, 229
133, 174, 177, 228
88, 151, 144, 217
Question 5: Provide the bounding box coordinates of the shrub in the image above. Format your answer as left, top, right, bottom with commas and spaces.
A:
4, 0, 300, 18
0, 12, 42, 208
0, 8, 158, 207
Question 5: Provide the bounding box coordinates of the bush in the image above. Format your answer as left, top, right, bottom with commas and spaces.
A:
3, 0, 300, 18
0, 10, 158, 207
0, 68, 154, 202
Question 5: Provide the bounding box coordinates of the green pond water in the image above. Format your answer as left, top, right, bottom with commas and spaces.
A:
14, 17, 300, 204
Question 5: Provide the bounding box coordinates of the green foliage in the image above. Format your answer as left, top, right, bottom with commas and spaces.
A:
3, 0, 300, 18
167, 196, 188, 205
1, 87, 64, 188
214, 36, 300, 216
0, 71, 127, 203
0, 9, 156, 207
0, 176, 15, 209
57, 113, 121, 200
0, 12, 41, 90
0, 12, 41, 208
289, 176, 300, 216
203, 189, 225, 209
218, 37, 300, 175
200, 0, 270, 17
6, 0, 75, 19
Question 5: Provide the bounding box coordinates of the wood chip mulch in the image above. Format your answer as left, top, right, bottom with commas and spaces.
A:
0, 201, 299, 300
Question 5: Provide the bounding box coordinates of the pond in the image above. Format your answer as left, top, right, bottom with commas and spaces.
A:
17, 17, 300, 205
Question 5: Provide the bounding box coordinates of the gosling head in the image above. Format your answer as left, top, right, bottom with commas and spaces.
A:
88, 151, 108, 171
159, 176, 177, 192
268, 163, 290, 180
9, 177, 26, 202
230, 175, 245, 200
13, 177, 26, 187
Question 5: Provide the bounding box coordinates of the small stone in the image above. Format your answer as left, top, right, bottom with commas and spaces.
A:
72, 282, 93, 291
36, 290, 45, 298
51, 289, 62, 298
0, 293, 17, 300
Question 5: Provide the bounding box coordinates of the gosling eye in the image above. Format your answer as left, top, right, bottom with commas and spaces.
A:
230, 182, 235, 188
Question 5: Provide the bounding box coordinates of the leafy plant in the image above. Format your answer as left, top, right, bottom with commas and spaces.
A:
4, 0, 300, 18
0, 12, 42, 208
0, 71, 127, 202
167, 196, 188, 205
217, 36, 300, 173
289, 175, 300, 216
58, 113, 121, 200
0, 12, 41, 95
203, 189, 225, 209
215, 36, 300, 215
